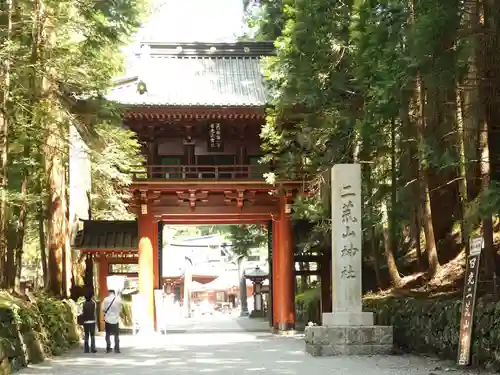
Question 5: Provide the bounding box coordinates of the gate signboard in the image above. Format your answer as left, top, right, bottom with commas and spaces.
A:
457, 236, 483, 366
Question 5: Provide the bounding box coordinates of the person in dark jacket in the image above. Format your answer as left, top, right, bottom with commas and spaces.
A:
81, 293, 97, 353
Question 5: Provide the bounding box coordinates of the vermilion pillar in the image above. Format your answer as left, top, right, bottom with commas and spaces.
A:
152, 222, 160, 290
272, 220, 280, 327
152, 220, 160, 329
138, 206, 155, 331
275, 196, 295, 331
98, 257, 109, 330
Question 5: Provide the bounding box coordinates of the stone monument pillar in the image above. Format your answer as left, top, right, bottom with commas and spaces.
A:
305, 164, 393, 356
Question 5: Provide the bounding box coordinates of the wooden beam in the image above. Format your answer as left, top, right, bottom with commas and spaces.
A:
129, 181, 303, 191
151, 204, 279, 216
160, 220, 269, 224
159, 215, 272, 224
124, 107, 266, 121
79, 249, 137, 253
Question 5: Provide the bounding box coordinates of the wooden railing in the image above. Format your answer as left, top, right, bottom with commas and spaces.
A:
130, 164, 270, 181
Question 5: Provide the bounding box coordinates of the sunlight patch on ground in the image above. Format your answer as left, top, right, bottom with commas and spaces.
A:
19, 315, 483, 375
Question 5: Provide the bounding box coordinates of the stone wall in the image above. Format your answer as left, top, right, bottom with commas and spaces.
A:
364, 296, 500, 371
0, 292, 79, 375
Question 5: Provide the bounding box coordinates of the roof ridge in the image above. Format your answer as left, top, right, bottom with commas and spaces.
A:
137, 40, 275, 58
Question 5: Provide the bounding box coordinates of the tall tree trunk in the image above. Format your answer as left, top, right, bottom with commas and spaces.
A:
62, 165, 71, 298
0, 0, 13, 288
7, 0, 25, 295
5, 145, 29, 292
469, 0, 498, 290
370, 225, 382, 288
28, 0, 48, 290
382, 202, 402, 287
481, 0, 500, 286
462, 0, 481, 198
460, 0, 481, 256
455, 86, 469, 249
13, 175, 28, 293
5, 227, 16, 288
476, 0, 495, 283
38, 206, 48, 287
400, 99, 423, 270
413, 208, 423, 269
45, 131, 67, 296
389, 118, 398, 257
415, 74, 440, 277
479, 113, 495, 286
409, 0, 440, 278
386, 117, 402, 287
364, 163, 382, 289
39, 4, 68, 296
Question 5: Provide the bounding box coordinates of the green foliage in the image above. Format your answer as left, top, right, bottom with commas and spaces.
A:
244, 0, 284, 40
249, 0, 497, 276
465, 181, 500, 231
364, 296, 500, 370
0, 292, 78, 374
224, 224, 268, 258
35, 295, 79, 355
295, 285, 321, 325
90, 122, 144, 220
168, 224, 243, 242
0, 0, 149, 290
174, 224, 269, 259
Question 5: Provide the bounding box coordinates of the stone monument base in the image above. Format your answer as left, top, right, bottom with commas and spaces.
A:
322, 311, 375, 326
304, 325, 393, 356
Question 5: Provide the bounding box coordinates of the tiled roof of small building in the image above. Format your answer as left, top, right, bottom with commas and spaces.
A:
106, 41, 274, 107
74, 220, 138, 250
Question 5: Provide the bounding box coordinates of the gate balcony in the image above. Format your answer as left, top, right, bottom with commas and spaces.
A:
130, 164, 270, 182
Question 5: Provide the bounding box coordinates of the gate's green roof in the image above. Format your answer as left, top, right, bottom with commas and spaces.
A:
74, 220, 138, 250
107, 41, 274, 108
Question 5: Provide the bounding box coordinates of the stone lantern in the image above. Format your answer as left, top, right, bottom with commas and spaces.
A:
244, 266, 268, 318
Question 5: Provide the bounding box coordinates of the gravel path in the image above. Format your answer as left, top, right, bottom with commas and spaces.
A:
19, 331, 481, 375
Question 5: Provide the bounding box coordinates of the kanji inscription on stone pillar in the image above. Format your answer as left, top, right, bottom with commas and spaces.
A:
323, 163, 374, 327
332, 164, 362, 312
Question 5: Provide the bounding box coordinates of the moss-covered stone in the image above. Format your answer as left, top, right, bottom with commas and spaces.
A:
0, 292, 79, 375
363, 295, 500, 369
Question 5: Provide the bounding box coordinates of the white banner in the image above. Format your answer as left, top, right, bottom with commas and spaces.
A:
154, 289, 167, 332
131, 294, 148, 334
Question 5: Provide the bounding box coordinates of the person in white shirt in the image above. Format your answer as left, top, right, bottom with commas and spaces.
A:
102, 289, 122, 353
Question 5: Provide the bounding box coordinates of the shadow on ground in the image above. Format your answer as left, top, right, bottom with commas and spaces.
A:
19, 332, 478, 375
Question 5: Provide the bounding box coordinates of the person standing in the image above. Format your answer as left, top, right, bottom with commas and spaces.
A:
81, 293, 97, 353
102, 289, 122, 353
